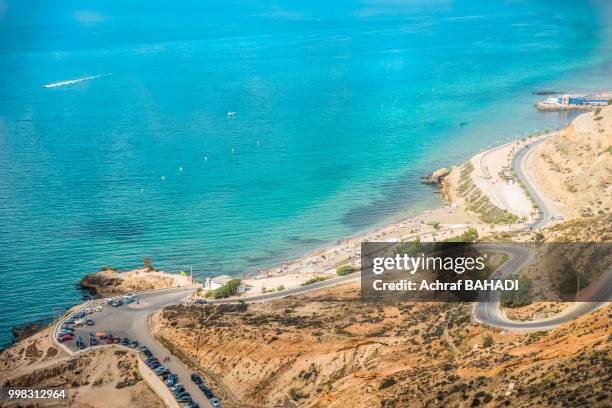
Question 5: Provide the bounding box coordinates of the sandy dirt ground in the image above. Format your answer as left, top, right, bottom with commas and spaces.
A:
0, 326, 164, 408
528, 105, 612, 219
470, 138, 542, 219
154, 281, 611, 408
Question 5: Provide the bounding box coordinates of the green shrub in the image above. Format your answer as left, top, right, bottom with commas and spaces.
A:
482, 335, 493, 348
211, 278, 242, 299
500, 274, 532, 308
444, 227, 478, 242
301, 276, 329, 286
396, 237, 424, 255
336, 264, 355, 276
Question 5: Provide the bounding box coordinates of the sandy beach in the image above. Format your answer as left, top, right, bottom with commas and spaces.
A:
217, 106, 611, 299
231, 136, 548, 297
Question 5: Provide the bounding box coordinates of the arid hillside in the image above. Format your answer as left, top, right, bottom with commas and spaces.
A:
0, 326, 164, 408
530, 105, 612, 219
152, 283, 610, 408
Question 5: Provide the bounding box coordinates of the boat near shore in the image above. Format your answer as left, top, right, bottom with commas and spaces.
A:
536, 93, 612, 111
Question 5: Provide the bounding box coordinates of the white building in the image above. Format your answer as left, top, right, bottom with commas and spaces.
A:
204, 275, 233, 290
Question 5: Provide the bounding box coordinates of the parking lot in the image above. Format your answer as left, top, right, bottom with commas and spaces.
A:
55, 288, 218, 408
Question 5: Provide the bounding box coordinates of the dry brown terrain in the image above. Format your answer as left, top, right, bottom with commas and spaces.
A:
152, 281, 610, 408
0, 326, 163, 408
529, 105, 612, 219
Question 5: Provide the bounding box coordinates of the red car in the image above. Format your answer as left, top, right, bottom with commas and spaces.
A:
58, 334, 74, 342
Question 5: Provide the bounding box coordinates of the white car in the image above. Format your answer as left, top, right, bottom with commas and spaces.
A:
73, 319, 85, 327
210, 398, 221, 407
83, 308, 93, 314
94, 305, 103, 312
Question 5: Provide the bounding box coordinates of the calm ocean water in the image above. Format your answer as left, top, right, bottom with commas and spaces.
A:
1, 0, 612, 345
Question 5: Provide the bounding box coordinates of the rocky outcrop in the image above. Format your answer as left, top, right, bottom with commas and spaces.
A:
421, 167, 450, 185
79, 267, 191, 297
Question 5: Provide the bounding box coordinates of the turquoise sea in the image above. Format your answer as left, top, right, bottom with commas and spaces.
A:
1, 0, 612, 346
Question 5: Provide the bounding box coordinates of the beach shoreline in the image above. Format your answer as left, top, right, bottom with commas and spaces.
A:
211, 131, 552, 298
0, 124, 555, 347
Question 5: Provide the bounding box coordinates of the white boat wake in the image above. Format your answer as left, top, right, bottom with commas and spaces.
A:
43, 73, 110, 88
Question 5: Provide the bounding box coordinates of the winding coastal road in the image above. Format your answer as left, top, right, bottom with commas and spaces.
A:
474, 139, 610, 332
512, 139, 553, 229
54, 136, 610, 408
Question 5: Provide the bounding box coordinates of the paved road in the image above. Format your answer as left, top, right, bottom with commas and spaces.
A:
62, 288, 212, 408
55, 137, 610, 408
474, 139, 610, 332
512, 139, 553, 229
58, 273, 360, 407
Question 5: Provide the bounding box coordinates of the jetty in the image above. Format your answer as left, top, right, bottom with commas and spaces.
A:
536, 93, 612, 111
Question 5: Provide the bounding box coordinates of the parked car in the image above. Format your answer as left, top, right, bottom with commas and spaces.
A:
111, 300, 123, 307
176, 392, 191, 400
73, 312, 85, 319
58, 334, 74, 342
198, 384, 213, 399
170, 384, 184, 394
121, 338, 129, 346
130, 340, 138, 348
94, 305, 103, 312
64, 319, 75, 325
86, 319, 95, 326
125, 298, 135, 304
156, 367, 170, 376
167, 374, 178, 387
184, 403, 200, 408
194, 299, 207, 305
191, 373, 203, 384
209, 398, 221, 407
83, 308, 93, 314
124, 293, 135, 299
176, 395, 192, 403
90, 337, 99, 346
112, 337, 120, 344
76, 336, 86, 349
74, 319, 85, 327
